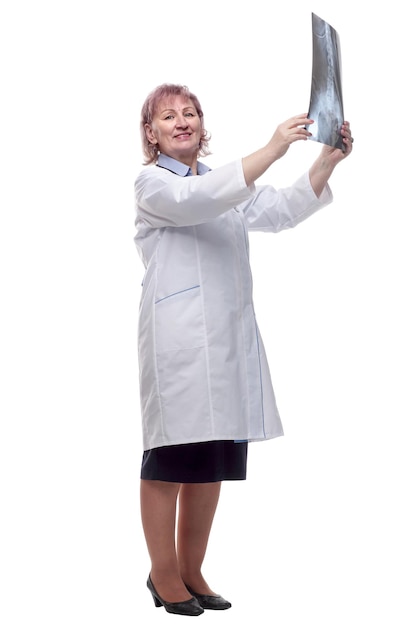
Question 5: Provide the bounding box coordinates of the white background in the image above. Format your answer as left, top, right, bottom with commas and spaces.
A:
1, 1, 416, 624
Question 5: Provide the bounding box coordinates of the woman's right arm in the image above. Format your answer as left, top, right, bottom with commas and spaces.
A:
242, 114, 313, 186
135, 161, 254, 228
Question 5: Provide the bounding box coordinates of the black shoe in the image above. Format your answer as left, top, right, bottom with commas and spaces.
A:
147, 575, 204, 616
185, 584, 232, 610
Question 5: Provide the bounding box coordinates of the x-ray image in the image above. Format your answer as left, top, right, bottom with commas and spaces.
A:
306, 13, 345, 151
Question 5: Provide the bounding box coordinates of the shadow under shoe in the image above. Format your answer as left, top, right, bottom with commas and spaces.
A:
185, 584, 232, 610
147, 575, 204, 616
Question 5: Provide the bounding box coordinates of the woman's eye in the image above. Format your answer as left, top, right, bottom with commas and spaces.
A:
185, 112, 195, 117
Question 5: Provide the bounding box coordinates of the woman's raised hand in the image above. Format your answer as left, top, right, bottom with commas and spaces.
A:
267, 114, 314, 160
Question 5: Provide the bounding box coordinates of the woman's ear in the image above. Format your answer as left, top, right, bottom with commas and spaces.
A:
145, 123, 157, 145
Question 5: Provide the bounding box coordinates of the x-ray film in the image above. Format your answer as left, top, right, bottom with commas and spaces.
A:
306, 13, 345, 151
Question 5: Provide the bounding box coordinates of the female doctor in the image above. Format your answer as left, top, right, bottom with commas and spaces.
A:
134, 83, 353, 616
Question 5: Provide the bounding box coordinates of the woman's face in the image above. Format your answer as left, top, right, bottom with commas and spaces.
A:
145, 95, 202, 166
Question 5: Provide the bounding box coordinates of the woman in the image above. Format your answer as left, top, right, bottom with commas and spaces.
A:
134, 83, 353, 616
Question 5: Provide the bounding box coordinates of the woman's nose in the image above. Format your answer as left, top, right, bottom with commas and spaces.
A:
176, 115, 189, 127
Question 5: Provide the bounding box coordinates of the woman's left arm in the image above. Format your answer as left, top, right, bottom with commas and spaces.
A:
309, 122, 354, 198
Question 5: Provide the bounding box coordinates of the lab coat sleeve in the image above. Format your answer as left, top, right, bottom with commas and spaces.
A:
240, 171, 333, 232
135, 159, 255, 228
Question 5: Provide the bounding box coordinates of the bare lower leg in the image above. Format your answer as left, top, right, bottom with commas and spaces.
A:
177, 481, 222, 595
140, 479, 192, 602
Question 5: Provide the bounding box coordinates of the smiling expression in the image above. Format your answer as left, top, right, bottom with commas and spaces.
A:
145, 95, 202, 168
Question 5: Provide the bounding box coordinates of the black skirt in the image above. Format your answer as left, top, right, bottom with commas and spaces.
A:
141, 440, 248, 483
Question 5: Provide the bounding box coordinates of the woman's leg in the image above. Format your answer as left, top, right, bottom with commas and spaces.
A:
140, 479, 192, 602
177, 481, 222, 594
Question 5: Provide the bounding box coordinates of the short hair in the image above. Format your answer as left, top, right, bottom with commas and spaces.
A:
140, 83, 211, 165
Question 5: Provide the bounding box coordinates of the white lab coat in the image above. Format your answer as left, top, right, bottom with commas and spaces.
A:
134, 157, 332, 450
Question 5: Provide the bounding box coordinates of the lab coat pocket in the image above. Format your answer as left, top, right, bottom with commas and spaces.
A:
155, 285, 206, 353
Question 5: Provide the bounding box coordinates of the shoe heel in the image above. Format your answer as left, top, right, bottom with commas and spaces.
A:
151, 593, 162, 608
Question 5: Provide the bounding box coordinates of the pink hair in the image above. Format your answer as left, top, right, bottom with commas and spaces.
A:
140, 83, 211, 165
